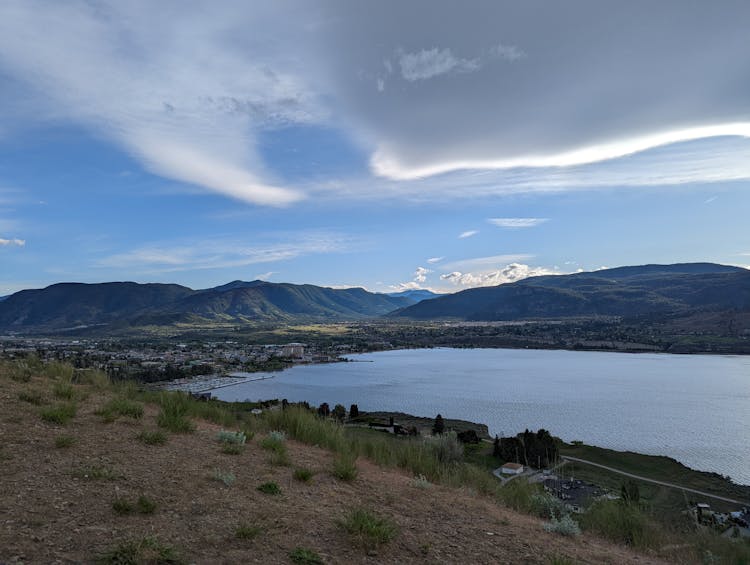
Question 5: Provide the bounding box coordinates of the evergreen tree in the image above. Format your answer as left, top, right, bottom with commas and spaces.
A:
432, 413, 445, 435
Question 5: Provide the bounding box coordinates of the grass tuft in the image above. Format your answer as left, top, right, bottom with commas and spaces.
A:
72, 465, 120, 481
40, 403, 77, 425
136, 429, 167, 445
289, 547, 324, 564
332, 453, 358, 481
235, 523, 262, 540
257, 481, 281, 495
95, 537, 183, 565
52, 382, 77, 400
54, 435, 76, 449
221, 443, 244, 455
18, 389, 45, 405
338, 507, 397, 550
293, 467, 315, 483
211, 468, 235, 487
157, 393, 195, 433
98, 397, 144, 422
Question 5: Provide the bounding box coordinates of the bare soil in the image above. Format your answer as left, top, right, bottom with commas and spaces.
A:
0, 375, 668, 564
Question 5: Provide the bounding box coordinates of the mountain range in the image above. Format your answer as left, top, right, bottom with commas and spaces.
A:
0, 263, 747, 334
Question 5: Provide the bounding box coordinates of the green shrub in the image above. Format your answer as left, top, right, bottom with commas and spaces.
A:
112, 498, 135, 515
40, 403, 77, 425
332, 453, 358, 481
52, 382, 76, 400
257, 481, 281, 495
289, 547, 324, 564
55, 435, 76, 448
157, 393, 194, 433
235, 523, 262, 540
136, 429, 167, 445
496, 478, 542, 513
221, 443, 244, 455
429, 431, 464, 464
211, 468, 235, 487
269, 449, 290, 466
217, 430, 246, 445
136, 495, 157, 514
531, 492, 567, 519
544, 513, 581, 537
18, 389, 45, 405
293, 467, 314, 482
410, 474, 432, 489
338, 508, 397, 549
260, 432, 286, 452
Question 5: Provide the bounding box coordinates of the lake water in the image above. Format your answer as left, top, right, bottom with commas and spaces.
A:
210, 348, 750, 485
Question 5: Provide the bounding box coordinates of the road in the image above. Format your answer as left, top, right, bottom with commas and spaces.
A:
561, 455, 750, 506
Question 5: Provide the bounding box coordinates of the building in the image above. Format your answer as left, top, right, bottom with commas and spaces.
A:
281, 343, 305, 358
501, 462, 524, 475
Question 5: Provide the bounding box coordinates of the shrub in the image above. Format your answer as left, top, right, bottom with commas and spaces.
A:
52, 382, 76, 400
411, 474, 432, 489
157, 393, 194, 433
40, 403, 77, 425
221, 443, 244, 455
289, 547, 324, 564
293, 467, 314, 482
332, 453, 358, 481
217, 430, 246, 445
429, 431, 463, 464
18, 389, 45, 405
211, 469, 235, 487
496, 478, 542, 513
578, 499, 661, 548
112, 498, 135, 515
544, 513, 581, 537
531, 492, 567, 519
268, 449, 290, 466
257, 481, 281, 495
136, 495, 157, 514
55, 435, 76, 449
338, 508, 397, 549
235, 524, 262, 540
136, 429, 167, 445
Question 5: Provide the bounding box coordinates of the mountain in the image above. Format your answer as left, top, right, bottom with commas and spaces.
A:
0, 280, 411, 332
0, 296, 7, 302
391, 263, 750, 321
385, 289, 441, 305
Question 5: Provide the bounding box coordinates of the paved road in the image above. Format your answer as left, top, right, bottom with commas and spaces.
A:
561, 455, 750, 506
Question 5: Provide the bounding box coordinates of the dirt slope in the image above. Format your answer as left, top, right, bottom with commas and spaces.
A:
0, 375, 666, 564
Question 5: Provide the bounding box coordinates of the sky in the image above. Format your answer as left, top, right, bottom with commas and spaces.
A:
1, 0, 750, 295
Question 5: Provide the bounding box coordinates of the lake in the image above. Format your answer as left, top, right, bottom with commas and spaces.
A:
209, 347, 750, 485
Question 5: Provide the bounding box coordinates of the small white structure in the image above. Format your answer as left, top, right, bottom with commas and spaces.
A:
501, 462, 524, 475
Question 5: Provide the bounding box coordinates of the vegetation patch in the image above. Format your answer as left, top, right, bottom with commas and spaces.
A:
40, 403, 77, 425
338, 508, 397, 550
72, 465, 120, 481
293, 467, 315, 482
54, 435, 76, 449
217, 430, 246, 445
332, 453, 358, 481
257, 481, 281, 495
156, 393, 195, 433
211, 468, 236, 487
112, 495, 157, 516
235, 523, 262, 540
95, 536, 183, 565
97, 397, 144, 422
18, 389, 45, 405
136, 429, 167, 445
221, 443, 244, 455
289, 547, 324, 564
52, 382, 77, 401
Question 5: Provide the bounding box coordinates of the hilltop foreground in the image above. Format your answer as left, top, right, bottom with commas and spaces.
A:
0, 363, 674, 564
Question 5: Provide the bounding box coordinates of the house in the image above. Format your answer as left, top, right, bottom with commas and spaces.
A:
501, 462, 524, 475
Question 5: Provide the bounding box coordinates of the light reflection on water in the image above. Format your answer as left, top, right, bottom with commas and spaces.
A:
210, 348, 750, 485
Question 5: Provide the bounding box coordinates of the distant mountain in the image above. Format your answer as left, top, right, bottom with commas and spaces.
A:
0, 295, 7, 302
390, 263, 750, 321
0, 280, 411, 333
385, 289, 441, 305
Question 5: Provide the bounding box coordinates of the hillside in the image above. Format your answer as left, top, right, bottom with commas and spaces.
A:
0, 361, 669, 564
392, 263, 750, 322
0, 281, 410, 333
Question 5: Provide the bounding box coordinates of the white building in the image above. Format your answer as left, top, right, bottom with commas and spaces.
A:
501, 462, 524, 475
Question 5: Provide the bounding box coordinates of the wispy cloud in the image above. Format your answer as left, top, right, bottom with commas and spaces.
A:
458, 230, 478, 239
426, 256, 444, 264
487, 218, 548, 229
0, 237, 25, 247
489, 43, 525, 62
398, 47, 479, 82
97, 232, 351, 274
441, 254, 534, 272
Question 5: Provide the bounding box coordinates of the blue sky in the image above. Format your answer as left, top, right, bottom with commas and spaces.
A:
1, 1, 750, 295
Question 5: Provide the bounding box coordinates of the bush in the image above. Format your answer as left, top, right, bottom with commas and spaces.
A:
98, 397, 144, 422
52, 382, 76, 400
544, 513, 581, 537
289, 547, 324, 564
18, 389, 45, 405
268, 449, 290, 466
112, 498, 135, 515
221, 443, 244, 455
332, 453, 358, 481
293, 467, 314, 482
217, 430, 246, 445
136, 430, 167, 445
260, 432, 286, 453
338, 508, 397, 549
257, 481, 281, 495
578, 499, 661, 548
411, 474, 432, 489
531, 492, 567, 519
40, 403, 77, 425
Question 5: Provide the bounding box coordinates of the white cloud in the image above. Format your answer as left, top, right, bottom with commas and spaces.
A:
254, 271, 275, 280
0, 237, 25, 247
458, 230, 478, 239
398, 47, 480, 82
490, 43, 525, 62
414, 266, 430, 283
439, 262, 560, 288
426, 256, 444, 264
487, 218, 548, 229
441, 254, 534, 272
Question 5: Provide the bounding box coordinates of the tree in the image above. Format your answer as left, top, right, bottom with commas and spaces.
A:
317, 402, 330, 417
432, 414, 445, 435
332, 404, 346, 421
349, 404, 359, 418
